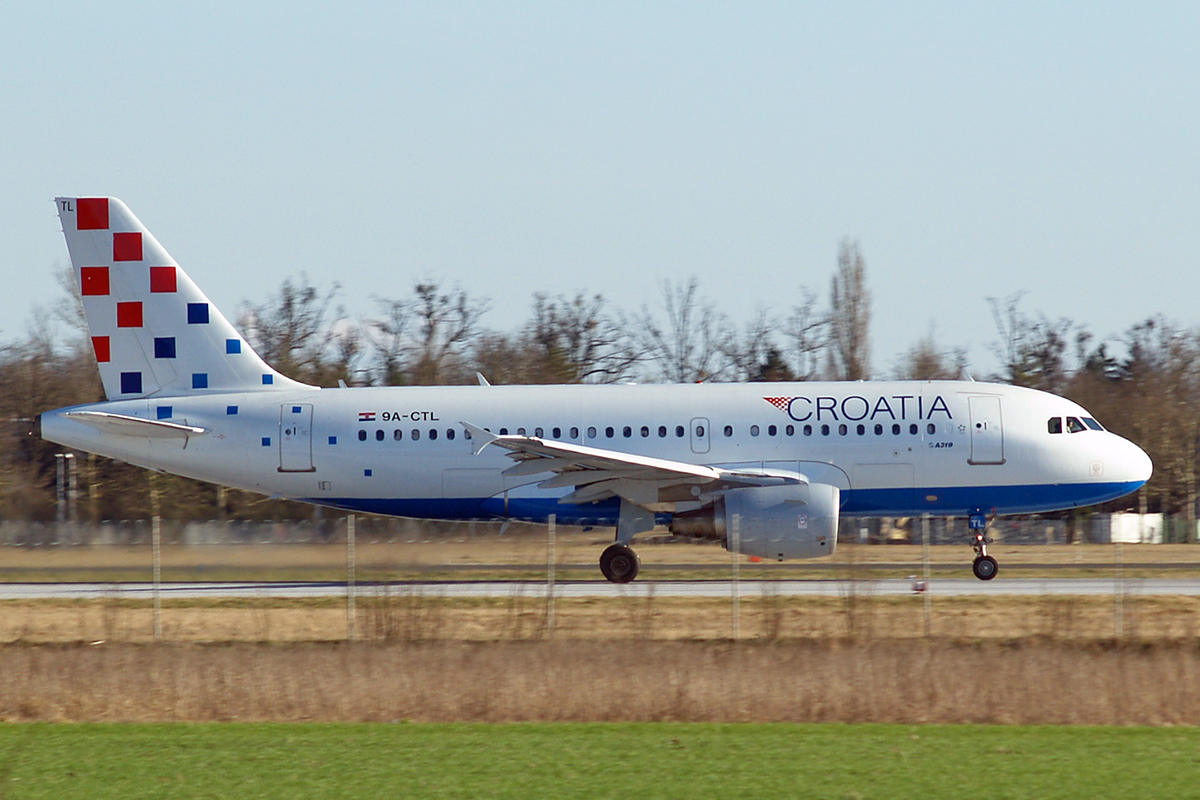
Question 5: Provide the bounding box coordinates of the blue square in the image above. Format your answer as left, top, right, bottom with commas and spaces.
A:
364, 469, 372, 477
328, 436, 337, 445
226, 405, 238, 415
262, 437, 271, 447
262, 374, 274, 385
157, 406, 172, 420
187, 303, 209, 324
192, 373, 208, 389
120, 372, 142, 394
154, 337, 176, 359
226, 339, 241, 354
292, 406, 302, 414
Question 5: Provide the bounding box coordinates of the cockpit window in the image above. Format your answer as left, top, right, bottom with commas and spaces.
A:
1066, 417, 1086, 433
1048, 417, 1063, 434
1083, 417, 1104, 431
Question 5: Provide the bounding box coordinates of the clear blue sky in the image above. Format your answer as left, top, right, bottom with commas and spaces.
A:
3, 2, 1198, 377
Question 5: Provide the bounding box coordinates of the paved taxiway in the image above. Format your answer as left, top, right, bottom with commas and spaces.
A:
5, 577, 1200, 600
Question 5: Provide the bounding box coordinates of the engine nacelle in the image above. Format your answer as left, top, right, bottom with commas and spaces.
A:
723, 482, 839, 560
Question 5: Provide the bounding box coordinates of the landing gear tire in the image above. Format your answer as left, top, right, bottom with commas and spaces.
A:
972, 555, 998, 581
600, 544, 640, 583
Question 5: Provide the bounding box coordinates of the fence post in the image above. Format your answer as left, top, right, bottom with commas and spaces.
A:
546, 514, 556, 635
347, 514, 357, 642
730, 513, 741, 640
149, 471, 162, 642
922, 513, 932, 637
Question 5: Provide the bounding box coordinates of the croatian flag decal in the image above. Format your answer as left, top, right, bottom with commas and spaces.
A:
358, 411, 376, 422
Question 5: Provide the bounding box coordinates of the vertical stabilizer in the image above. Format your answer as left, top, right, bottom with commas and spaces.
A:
55, 197, 313, 399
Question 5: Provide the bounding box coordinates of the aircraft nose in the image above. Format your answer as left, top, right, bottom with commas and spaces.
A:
1119, 436, 1153, 486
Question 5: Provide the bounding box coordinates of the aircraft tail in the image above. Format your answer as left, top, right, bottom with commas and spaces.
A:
55, 197, 313, 399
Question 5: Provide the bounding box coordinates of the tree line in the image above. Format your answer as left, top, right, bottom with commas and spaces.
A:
1, 241, 1194, 526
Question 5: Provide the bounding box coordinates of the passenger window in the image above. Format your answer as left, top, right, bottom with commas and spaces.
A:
695, 425, 705, 437
750, 425, 759, 437
552, 427, 561, 438
412, 429, 421, 441
1048, 418, 1063, 434
892, 424, 901, 435
641, 426, 650, 438
909, 424, 918, 435
804, 424, 813, 436
724, 425, 733, 437
623, 426, 632, 438
446, 429, 455, 440
1067, 417, 1086, 433
838, 424, 848, 436
375, 429, 384, 441
517, 427, 526, 436
855, 424, 864, 435
676, 426, 685, 437
499, 428, 508, 435
874, 424, 883, 435
358, 430, 367, 441
606, 427, 615, 438
785, 425, 794, 436
821, 424, 830, 436
587, 427, 597, 439
429, 429, 438, 441
927, 423, 936, 435
394, 429, 403, 441
569, 427, 578, 439
768, 425, 777, 436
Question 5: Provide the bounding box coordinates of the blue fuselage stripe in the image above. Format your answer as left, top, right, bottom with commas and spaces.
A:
310, 480, 1142, 524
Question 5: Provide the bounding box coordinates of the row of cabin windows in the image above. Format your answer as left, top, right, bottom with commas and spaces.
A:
357, 421, 940, 443
1047, 416, 1103, 434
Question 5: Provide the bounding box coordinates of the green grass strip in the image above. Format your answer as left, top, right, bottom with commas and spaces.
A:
0, 722, 1198, 799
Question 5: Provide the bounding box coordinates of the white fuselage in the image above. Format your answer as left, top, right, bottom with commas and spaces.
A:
40, 380, 1152, 526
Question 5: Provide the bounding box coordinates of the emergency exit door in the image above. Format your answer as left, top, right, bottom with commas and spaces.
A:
968, 396, 1005, 465
279, 404, 315, 472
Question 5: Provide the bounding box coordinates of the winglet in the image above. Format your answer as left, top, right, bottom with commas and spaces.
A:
461, 421, 498, 455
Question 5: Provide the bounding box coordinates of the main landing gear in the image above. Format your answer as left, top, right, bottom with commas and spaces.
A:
599, 499, 654, 583
600, 544, 640, 583
970, 512, 998, 580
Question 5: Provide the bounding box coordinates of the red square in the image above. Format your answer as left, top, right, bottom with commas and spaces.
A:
150, 266, 177, 293
92, 336, 111, 363
113, 232, 143, 261
80, 267, 110, 296
77, 198, 109, 230
117, 302, 143, 328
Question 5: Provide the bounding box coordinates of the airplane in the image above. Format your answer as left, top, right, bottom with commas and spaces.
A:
37, 197, 1153, 582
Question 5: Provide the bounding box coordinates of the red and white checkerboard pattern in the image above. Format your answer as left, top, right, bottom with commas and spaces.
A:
56, 197, 309, 399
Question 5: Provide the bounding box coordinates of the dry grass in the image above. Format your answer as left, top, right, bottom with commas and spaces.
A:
2, 593, 1199, 645
1, 639, 1198, 725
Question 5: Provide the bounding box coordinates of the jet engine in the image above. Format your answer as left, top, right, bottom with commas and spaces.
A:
670, 483, 839, 561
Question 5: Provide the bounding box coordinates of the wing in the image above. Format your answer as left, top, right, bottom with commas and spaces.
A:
461, 421, 805, 508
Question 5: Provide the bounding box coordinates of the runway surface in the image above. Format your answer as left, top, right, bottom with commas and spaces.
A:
5, 577, 1200, 600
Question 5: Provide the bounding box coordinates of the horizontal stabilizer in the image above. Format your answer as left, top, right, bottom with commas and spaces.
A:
63, 411, 207, 439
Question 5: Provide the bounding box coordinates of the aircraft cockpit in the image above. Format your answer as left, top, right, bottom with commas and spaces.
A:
1047, 416, 1104, 434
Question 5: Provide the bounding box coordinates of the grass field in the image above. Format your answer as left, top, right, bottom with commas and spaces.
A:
1, 722, 1198, 799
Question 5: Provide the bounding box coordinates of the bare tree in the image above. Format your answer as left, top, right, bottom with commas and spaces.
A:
896, 325, 967, 380
366, 281, 489, 385
987, 292, 1074, 392
239, 274, 355, 386
634, 278, 730, 383
782, 287, 826, 381
829, 239, 870, 380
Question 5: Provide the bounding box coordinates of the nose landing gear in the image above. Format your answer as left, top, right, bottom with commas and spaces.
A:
970, 512, 998, 580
